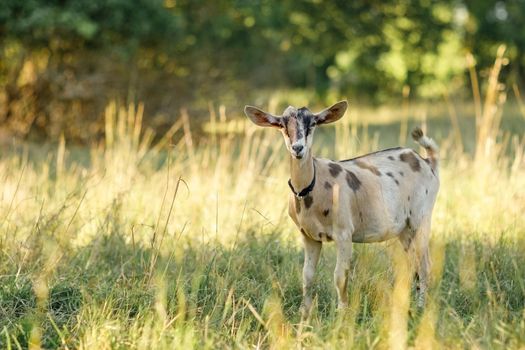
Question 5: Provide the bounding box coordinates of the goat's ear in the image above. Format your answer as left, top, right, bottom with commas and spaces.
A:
314, 100, 348, 125
244, 106, 282, 128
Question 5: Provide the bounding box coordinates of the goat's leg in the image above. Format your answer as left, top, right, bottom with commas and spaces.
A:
301, 236, 322, 320
400, 219, 432, 308
416, 247, 430, 307
414, 220, 432, 308
415, 238, 431, 308
334, 237, 352, 309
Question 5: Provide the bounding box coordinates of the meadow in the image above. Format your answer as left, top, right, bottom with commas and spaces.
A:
1, 67, 525, 348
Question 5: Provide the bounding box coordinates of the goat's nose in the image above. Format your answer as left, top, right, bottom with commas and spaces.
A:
292, 144, 304, 153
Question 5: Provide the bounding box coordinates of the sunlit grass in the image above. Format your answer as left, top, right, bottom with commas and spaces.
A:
1, 68, 525, 347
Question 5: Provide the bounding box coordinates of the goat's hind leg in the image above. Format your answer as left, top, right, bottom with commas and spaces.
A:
414, 222, 431, 308
399, 219, 431, 308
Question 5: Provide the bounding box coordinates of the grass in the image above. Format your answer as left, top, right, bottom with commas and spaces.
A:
1, 64, 525, 348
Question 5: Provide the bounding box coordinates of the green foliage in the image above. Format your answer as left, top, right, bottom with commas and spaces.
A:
465, 0, 525, 76
1, 232, 524, 348
2, 0, 523, 100
0, 0, 179, 49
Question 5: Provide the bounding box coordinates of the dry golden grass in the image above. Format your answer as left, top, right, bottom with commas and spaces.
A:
1, 53, 525, 349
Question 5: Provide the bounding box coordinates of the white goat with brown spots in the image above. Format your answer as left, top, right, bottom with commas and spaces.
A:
244, 101, 439, 318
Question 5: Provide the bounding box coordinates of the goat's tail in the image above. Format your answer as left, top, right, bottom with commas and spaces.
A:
411, 127, 439, 171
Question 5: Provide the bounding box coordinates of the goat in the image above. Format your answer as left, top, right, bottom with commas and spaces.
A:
244, 101, 439, 318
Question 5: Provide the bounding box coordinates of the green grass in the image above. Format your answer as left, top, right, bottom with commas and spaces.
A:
1, 98, 525, 349
1, 232, 524, 348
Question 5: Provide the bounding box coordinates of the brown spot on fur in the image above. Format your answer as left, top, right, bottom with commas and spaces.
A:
328, 162, 343, 177
323, 209, 330, 216
359, 211, 364, 222
409, 209, 412, 215
304, 195, 313, 209
399, 171, 404, 176
295, 197, 301, 214
405, 217, 411, 228
388, 156, 395, 160
412, 127, 424, 140
345, 170, 361, 191
386, 172, 400, 185
408, 195, 410, 201
324, 181, 332, 190
284, 117, 298, 143
399, 152, 421, 172
354, 159, 382, 176
425, 189, 428, 195
414, 152, 437, 175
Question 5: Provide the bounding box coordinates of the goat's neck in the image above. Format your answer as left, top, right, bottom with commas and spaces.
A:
289, 151, 315, 192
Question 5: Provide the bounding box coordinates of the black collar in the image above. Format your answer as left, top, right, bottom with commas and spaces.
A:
288, 164, 316, 199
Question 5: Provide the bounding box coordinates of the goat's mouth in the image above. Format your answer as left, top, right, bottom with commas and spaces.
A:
292, 152, 304, 159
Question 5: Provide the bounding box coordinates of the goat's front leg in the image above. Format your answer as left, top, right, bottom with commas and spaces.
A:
301, 236, 322, 320
334, 237, 352, 309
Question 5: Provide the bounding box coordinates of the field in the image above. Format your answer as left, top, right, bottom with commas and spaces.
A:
1, 85, 525, 348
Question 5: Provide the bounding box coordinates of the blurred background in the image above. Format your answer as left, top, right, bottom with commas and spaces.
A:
1, 0, 524, 143
1, 2, 525, 348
